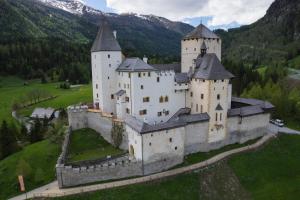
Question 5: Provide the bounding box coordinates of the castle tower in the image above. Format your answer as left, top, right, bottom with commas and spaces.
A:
91, 19, 122, 114
187, 53, 234, 143
181, 24, 221, 73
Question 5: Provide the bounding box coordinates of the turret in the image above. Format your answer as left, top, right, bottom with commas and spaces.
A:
91, 19, 122, 114
181, 24, 221, 73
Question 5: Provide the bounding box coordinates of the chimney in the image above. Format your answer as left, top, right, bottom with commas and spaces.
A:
143, 56, 148, 64
113, 30, 117, 39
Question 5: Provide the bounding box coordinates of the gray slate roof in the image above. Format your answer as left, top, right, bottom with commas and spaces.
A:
117, 58, 157, 72
125, 108, 209, 134
228, 97, 274, 117
216, 104, 223, 111
175, 73, 190, 84
184, 24, 220, 40
231, 97, 274, 110
115, 90, 126, 96
31, 108, 55, 119
91, 19, 121, 52
193, 53, 234, 80
152, 63, 181, 73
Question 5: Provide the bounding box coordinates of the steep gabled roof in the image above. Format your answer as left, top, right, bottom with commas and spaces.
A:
91, 19, 121, 52
184, 24, 219, 40
116, 58, 157, 72
193, 53, 234, 80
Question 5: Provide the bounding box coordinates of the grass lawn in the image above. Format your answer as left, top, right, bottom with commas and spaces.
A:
0, 140, 60, 199
55, 135, 300, 200
67, 129, 124, 162
0, 76, 92, 123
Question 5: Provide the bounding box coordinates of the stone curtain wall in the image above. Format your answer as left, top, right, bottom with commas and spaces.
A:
57, 155, 143, 188
67, 106, 128, 150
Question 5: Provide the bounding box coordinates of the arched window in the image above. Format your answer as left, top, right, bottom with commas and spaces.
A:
165, 96, 169, 102
215, 113, 218, 121
159, 96, 164, 103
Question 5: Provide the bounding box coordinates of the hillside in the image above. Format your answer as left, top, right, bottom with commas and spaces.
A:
217, 0, 300, 67
0, 0, 193, 55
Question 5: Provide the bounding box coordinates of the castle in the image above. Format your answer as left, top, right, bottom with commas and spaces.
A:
64, 19, 274, 185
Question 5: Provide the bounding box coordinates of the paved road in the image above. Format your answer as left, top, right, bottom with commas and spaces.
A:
268, 123, 300, 135
9, 134, 274, 200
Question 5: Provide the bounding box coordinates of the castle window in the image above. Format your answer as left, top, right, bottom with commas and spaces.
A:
139, 109, 147, 115
118, 72, 120, 75
109, 64, 111, 67
108, 54, 110, 59
111, 94, 114, 99
159, 96, 164, 103
108, 76, 110, 79
201, 94, 204, 99
126, 108, 130, 114
148, 72, 151, 77
143, 97, 150, 103
125, 97, 129, 102
169, 138, 172, 143
165, 96, 169, 102
141, 85, 144, 89
186, 48, 188, 51
149, 142, 152, 146
165, 110, 169, 116
128, 73, 131, 78
217, 94, 220, 100
124, 84, 126, 89
143, 73, 146, 76
119, 83, 121, 88
96, 84, 98, 89
191, 102, 193, 108
97, 93, 98, 98
214, 80, 217, 83
151, 134, 153, 137
158, 112, 162, 117
190, 92, 193, 97
203, 80, 205, 82
138, 73, 141, 77
194, 48, 196, 51
94, 55, 96, 59
175, 146, 177, 150
127, 84, 130, 88
215, 113, 218, 121
157, 77, 160, 82
222, 80, 224, 82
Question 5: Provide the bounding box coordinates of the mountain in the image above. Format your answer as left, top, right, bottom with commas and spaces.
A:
217, 0, 300, 67
0, 0, 194, 56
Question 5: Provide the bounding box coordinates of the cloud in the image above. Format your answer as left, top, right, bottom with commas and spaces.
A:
106, 0, 274, 26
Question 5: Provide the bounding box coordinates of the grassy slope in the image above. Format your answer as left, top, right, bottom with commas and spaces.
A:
68, 129, 123, 162
0, 140, 60, 199
0, 76, 92, 122
229, 134, 300, 200
56, 135, 300, 200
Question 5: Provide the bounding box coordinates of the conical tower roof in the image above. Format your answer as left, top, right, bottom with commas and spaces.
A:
91, 19, 121, 52
184, 24, 219, 40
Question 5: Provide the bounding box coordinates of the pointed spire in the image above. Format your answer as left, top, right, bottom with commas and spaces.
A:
91, 17, 121, 52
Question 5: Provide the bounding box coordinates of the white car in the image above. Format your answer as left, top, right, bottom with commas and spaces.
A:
270, 119, 284, 127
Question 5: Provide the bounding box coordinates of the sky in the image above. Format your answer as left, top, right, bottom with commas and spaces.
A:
84, 0, 275, 29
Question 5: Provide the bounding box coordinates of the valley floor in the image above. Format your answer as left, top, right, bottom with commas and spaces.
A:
9, 133, 300, 200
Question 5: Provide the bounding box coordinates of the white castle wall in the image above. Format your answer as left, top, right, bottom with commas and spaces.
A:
184, 122, 209, 155
92, 51, 122, 114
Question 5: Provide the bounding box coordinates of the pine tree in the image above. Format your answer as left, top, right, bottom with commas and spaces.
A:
30, 118, 43, 143
0, 120, 19, 159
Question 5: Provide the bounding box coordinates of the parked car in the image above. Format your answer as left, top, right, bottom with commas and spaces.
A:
270, 119, 284, 127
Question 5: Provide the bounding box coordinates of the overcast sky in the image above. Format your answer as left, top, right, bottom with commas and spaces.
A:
84, 0, 275, 29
